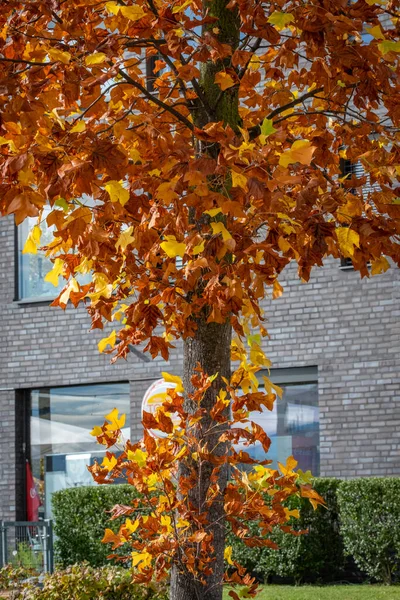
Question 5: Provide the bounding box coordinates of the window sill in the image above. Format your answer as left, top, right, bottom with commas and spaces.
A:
14, 297, 55, 307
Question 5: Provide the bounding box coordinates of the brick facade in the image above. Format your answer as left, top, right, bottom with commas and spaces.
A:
1, 214, 399, 519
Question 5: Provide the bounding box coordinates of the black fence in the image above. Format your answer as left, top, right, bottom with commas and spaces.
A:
0, 520, 54, 574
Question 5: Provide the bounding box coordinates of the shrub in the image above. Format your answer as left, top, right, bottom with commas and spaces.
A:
227, 478, 345, 584
0, 565, 37, 590
338, 477, 400, 584
19, 564, 168, 600
52, 485, 141, 567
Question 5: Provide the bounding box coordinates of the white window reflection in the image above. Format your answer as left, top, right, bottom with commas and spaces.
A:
30, 383, 130, 518
18, 207, 65, 300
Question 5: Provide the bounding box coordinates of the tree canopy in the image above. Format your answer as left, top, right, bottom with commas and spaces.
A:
0, 0, 399, 599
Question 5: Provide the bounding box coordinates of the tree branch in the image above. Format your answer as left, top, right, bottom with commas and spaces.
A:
248, 86, 324, 140
118, 69, 194, 131
0, 57, 54, 66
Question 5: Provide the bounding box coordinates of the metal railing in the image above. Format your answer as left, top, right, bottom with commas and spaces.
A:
0, 520, 54, 574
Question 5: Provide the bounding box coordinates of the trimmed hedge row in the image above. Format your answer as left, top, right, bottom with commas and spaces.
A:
338, 478, 400, 584
52, 485, 140, 567
227, 478, 346, 585
52, 478, 400, 584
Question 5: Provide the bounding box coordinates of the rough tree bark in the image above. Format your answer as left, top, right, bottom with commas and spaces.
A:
170, 320, 232, 600
170, 1, 239, 597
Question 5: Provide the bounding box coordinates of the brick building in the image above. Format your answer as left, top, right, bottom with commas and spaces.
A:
1, 213, 399, 521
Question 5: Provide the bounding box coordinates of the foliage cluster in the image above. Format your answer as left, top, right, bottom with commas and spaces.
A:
0, 565, 37, 591
338, 478, 400, 585
0, 564, 167, 600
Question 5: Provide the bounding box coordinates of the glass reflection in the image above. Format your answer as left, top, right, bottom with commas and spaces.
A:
30, 383, 130, 518
239, 383, 319, 475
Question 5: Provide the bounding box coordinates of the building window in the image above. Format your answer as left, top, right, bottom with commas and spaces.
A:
17, 207, 65, 301
239, 367, 320, 475
30, 382, 130, 518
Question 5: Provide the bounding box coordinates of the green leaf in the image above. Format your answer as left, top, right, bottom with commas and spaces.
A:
55, 197, 69, 211
378, 40, 400, 55
260, 118, 277, 138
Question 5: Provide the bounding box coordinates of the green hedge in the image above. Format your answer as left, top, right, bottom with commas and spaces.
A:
52, 485, 141, 567
338, 478, 400, 584
227, 478, 345, 584
52, 478, 400, 585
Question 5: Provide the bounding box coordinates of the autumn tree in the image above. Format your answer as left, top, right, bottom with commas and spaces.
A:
1, 0, 400, 598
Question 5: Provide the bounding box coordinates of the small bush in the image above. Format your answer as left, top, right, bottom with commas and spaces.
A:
52, 485, 141, 567
19, 564, 168, 600
0, 565, 37, 590
338, 477, 400, 584
227, 478, 345, 584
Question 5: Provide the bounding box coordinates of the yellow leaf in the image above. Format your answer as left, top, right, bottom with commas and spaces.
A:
59, 277, 80, 306
224, 546, 234, 565
85, 52, 107, 65
105, 180, 130, 206
160, 235, 186, 258
106, 1, 120, 15
172, 0, 192, 13
44, 258, 64, 287
131, 551, 152, 571
162, 371, 184, 393
336, 227, 360, 258
127, 448, 148, 467
204, 208, 222, 217
211, 222, 232, 242
161, 514, 173, 533
101, 455, 117, 471
192, 239, 205, 255
98, 330, 117, 353
214, 72, 236, 91
268, 11, 295, 30
22, 225, 41, 255
48, 48, 71, 64
272, 279, 283, 299
177, 518, 190, 529
366, 25, 384, 40
90, 425, 103, 437
249, 54, 261, 71
70, 121, 86, 134
115, 226, 135, 253
371, 256, 390, 276
232, 171, 248, 190
279, 140, 316, 168
285, 508, 300, 520
129, 148, 142, 162
120, 5, 146, 20
105, 407, 126, 431
278, 455, 298, 476
262, 376, 283, 399
125, 518, 140, 534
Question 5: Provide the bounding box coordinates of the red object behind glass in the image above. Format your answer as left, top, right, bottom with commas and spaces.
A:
26, 460, 41, 522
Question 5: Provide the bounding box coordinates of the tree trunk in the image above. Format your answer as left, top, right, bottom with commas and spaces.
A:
170, 319, 232, 600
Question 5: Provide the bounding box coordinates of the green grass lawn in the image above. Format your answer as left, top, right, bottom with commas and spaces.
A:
224, 586, 400, 600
